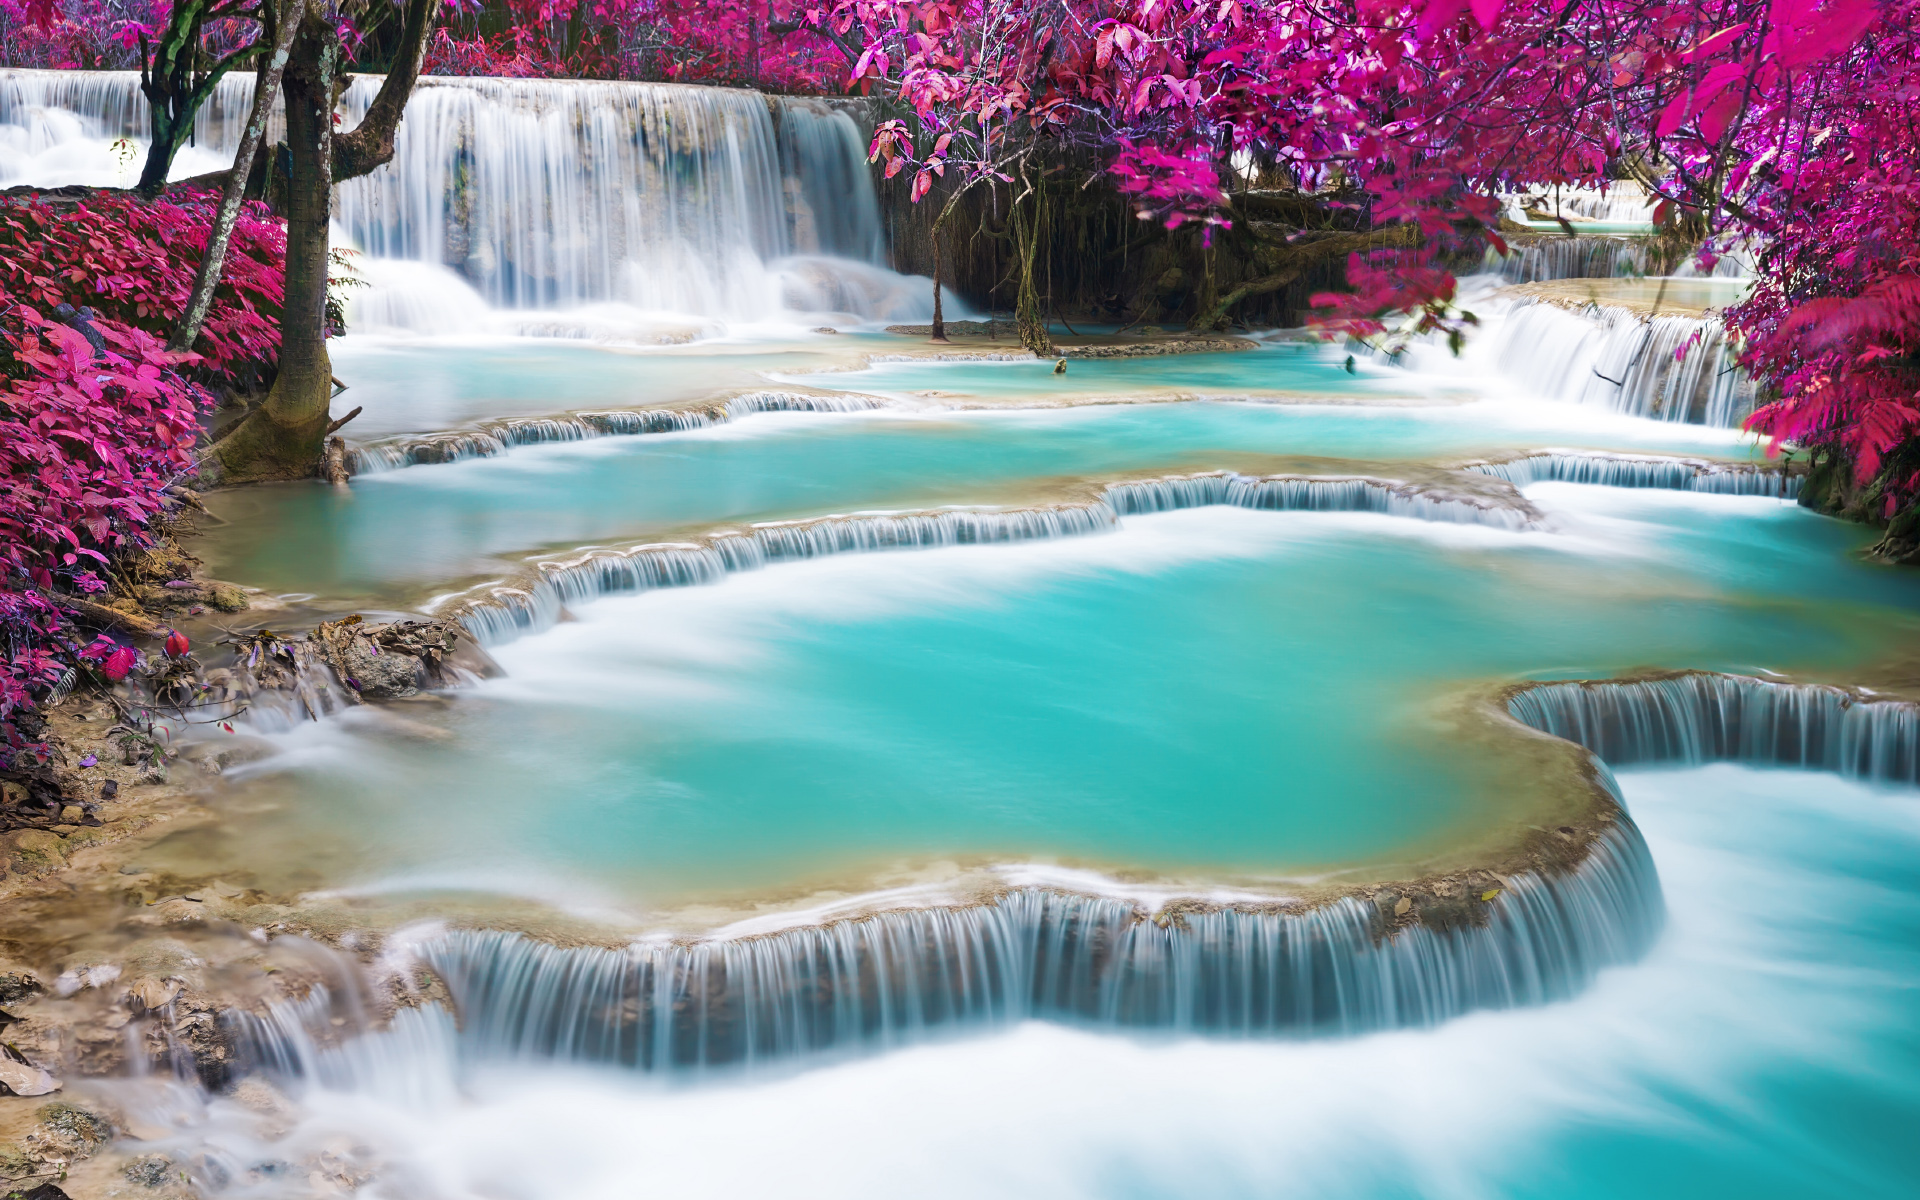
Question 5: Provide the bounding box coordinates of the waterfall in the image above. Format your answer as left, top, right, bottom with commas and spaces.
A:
1488, 237, 1647, 283
1483, 299, 1755, 427
347, 390, 878, 472
1468, 452, 1800, 497
0, 68, 940, 327
453, 474, 1541, 646
1508, 673, 1920, 784
224, 821, 1660, 1078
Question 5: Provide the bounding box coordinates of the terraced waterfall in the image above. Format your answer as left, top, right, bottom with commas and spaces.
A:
3, 70, 1919, 1200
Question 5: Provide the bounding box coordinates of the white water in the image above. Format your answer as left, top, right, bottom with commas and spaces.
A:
102, 765, 1920, 1199
451, 474, 1545, 646
1394, 283, 1757, 428
0, 68, 957, 336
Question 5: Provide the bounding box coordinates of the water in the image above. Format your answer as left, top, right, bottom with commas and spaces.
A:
183, 489, 1917, 919
201, 395, 1782, 607
0, 69, 950, 334
110, 766, 1920, 1199
7, 68, 1918, 1200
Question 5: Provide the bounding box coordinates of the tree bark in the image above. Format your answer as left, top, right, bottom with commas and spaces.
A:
1188, 225, 1419, 332
170, 0, 305, 355
1011, 170, 1052, 355
930, 224, 947, 342
137, 1, 262, 194
331, 0, 442, 184
207, 10, 338, 483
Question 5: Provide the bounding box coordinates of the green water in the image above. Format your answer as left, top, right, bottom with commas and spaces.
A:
791, 341, 1398, 400
200, 487, 1915, 913
205, 399, 1772, 606
330, 334, 898, 439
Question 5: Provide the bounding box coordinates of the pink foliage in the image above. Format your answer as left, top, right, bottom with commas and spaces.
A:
0, 192, 284, 744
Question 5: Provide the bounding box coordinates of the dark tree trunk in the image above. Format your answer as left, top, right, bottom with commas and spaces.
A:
1011, 169, 1053, 355
930, 225, 947, 342
137, 1, 261, 195
205, 0, 440, 483
332, 0, 442, 184
207, 10, 338, 482
171, 0, 305, 354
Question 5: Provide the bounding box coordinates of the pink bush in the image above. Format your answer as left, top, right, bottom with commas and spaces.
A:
1, 192, 284, 750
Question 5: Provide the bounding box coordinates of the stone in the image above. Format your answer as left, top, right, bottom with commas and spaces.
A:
123, 1154, 176, 1188
127, 977, 181, 1010
203, 582, 249, 612
0, 972, 42, 1005
2, 829, 66, 874
336, 635, 422, 699
0, 1057, 60, 1096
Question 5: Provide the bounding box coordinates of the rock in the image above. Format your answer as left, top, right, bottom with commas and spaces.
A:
335, 635, 422, 699
133, 543, 197, 584
0, 972, 42, 1005
202, 581, 249, 612
1393, 896, 1412, 916
127, 977, 182, 1010
23, 1101, 112, 1163
0, 1056, 60, 1096
123, 1154, 177, 1188
2, 829, 66, 875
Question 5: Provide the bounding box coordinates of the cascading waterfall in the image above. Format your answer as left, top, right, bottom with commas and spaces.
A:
1506, 183, 1655, 224
0, 68, 942, 327
1509, 673, 1920, 784
1488, 237, 1648, 283
1468, 452, 1801, 497
453, 473, 1541, 646
347, 390, 880, 472
223, 819, 1660, 1078
1484, 298, 1755, 427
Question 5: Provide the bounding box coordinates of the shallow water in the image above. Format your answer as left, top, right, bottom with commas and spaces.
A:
327, 334, 889, 440
203, 398, 1777, 605
116, 765, 1920, 1199
183, 488, 1918, 916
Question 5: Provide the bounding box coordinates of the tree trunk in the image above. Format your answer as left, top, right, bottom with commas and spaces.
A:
207, 11, 339, 483
930, 224, 947, 342
1011, 171, 1052, 355
332, 0, 442, 184
136, 2, 259, 194
171, 0, 306, 355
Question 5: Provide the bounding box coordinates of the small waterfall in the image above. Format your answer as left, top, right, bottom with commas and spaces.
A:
1486, 299, 1755, 427
218, 821, 1658, 1079
1103, 472, 1540, 529
1508, 673, 1920, 784
1490, 237, 1647, 283
454, 474, 1540, 646
347, 391, 877, 473
1507, 183, 1654, 224
1468, 452, 1800, 497
0, 68, 938, 326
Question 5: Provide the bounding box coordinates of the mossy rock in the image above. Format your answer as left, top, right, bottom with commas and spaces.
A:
1, 828, 66, 873
132, 543, 198, 584
202, 581, 249, 612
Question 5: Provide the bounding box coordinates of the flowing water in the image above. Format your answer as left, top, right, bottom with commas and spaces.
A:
5, 70, 1919, 1200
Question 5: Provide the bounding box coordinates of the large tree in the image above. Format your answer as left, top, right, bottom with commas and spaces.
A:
207, 0, 443, 483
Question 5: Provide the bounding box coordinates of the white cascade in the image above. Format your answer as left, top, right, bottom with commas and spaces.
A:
0, 67, 951, 331
453, 473, 1541, 646
1473, 298, 1755, 426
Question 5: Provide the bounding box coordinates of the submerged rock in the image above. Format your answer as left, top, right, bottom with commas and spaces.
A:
0, 1053, 59, 1096
313, 617, 469, 701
